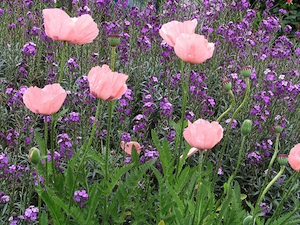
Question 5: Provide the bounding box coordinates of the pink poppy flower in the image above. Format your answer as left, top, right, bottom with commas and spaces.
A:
183, 119, 223, 150
43, 8, 99, 44
120, 141, 142, 155
174, 33, 215, 64
23, 83, 67, 115
87, 65, 128, 100
288, 144, 300, 171
159, 19, 197, 47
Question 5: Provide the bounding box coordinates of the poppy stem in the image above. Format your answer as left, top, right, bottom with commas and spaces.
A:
255, 132, 280, 211
50, 115, 56, 181
192, 150, 204, 224
176, 60, 190, 154
58, 41, 67, 84
44, 120, 48, 186
216, 90, 235, 123
213, 77, 251, 189
103, 44, 118, 222
110, 46, 116, 72
66, 99, 102, 223
253, 165, 285, 220
175, 60, 190, 177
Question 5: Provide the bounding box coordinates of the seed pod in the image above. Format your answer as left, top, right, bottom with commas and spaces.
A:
241, 119, 252, 136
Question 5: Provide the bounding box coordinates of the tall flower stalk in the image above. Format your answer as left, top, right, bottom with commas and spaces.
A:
213, 74, 251, 187
58, 41, 67, 84
66, 98, 102, 223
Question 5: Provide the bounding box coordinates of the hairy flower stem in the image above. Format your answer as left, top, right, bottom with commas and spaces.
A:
175, 61, 190, 177
213, 78, 251, 188
192, 151, 204, 224
261, 132, 280, 192
35, 165, 42, 224
110, 46, 116, 72
50, 116, 56, 181
44, 121, 49, 185
216, 90, 235, 123
216, 135, 246, 209
253, 165, 285, 220
66, 99, 102, 224
102, 101, 115, 223
58, 41, 67, 84
103, 44, 118, 223
227, 135, 246, 187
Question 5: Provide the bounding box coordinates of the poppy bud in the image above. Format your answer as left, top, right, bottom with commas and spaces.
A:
222, 79, 232, 91
240, 66, 252, 78
29, 147, 41, 165
108, 34, 121, 47
241, 119, 252, 136
275, 125, 283, 134
277, 154, 288, 166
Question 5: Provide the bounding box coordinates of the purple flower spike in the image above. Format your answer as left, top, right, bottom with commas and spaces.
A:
22, 42, 37, 57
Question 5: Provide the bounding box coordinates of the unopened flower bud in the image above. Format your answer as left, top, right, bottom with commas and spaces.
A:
275, 125, 283, 134
29, 147, 41, 165
222, 79, 232, 91
240, 66, 252, 78
277, 154, 288, 166
108, 34, 121, 47
241, 119, 252, 136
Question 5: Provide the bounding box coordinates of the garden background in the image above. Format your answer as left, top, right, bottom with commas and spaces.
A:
0, 0, 300, 224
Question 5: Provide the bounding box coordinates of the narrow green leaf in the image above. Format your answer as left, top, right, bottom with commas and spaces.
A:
86, 183, 100, 222
103, 164, 133, 196
39, 210, 48, 225
37, 187, 65, 225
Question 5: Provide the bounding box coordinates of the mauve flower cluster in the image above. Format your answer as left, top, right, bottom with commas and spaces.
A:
9, 205, 38, 224
74, 189, 88, 208
0, 153, 29, 181
0, 191, 10, 203
118, 88, 134, 122
189, 70, 215, 117
22, 41, 37, 57
159, 97, 173, 119
57, 133, 74, 159
139, 145, 159, 164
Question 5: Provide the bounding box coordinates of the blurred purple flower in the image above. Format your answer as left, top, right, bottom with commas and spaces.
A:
74, 189, 88, 208
22, 42, 37, 57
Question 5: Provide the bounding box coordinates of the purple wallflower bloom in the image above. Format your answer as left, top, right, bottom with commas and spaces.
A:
159, 97, 173, 118
185, 110, 195, 121
78, 5, 91, 16
74, 189, 88, 208
0, 192, 10, 203
24, 205, 39, 221
121, 132, 131, 142
284, 25, 292, 34
0, 8, 4, 17
248, 151, 262, 164
260, 202, 270, 216
22, 42, 37, 57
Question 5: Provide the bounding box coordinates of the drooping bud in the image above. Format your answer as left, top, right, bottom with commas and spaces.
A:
29, 147, 41, 165
222, 79, 232, 91
240, 66, 252, 78
241, 119, 252, 136
277, 154, 288, 166
108, 34, 121, 47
